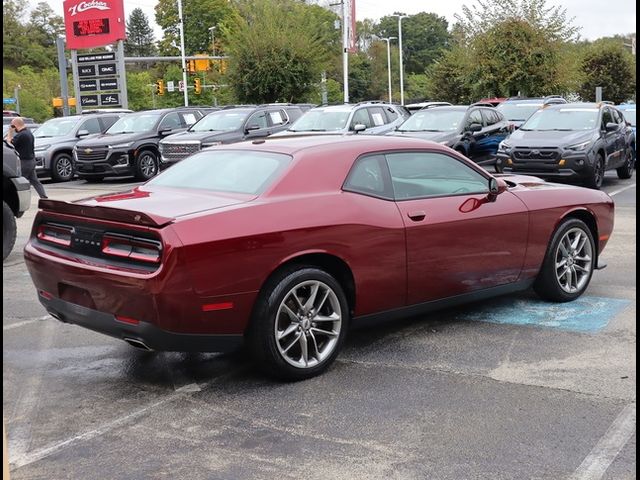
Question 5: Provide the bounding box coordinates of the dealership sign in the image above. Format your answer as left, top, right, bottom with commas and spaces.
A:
63, 0, 126, 49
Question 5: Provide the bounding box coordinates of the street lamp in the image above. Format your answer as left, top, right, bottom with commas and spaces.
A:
379, 37, 396, 103
208, 26, 217, 56
394, 14, 409, 105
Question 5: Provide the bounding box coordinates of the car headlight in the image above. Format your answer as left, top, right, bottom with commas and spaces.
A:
498, 141, 512, 153
566, 141, 591, 151
110, 142, 134, 149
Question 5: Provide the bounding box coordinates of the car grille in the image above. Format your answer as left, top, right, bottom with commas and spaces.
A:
513, 148, 560, 161
161, 142, 201, 161
76, 148, 109, 162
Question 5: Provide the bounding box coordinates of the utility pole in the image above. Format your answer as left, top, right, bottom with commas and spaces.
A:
177, 0, 189, 106
395, 14, 408, 105
56, 37, 70, 116
380, 37, 396, 103
14, 85, 21, 114
342, 0, 349, 103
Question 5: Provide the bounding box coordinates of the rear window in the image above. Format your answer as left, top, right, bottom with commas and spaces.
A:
148, 150, 292, 195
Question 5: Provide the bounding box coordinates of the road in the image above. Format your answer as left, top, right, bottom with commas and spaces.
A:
3, 172, 636, 479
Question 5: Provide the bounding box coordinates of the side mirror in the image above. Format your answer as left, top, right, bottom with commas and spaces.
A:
352, 124, 366, 133
605, 122, 618, 132
245, 124, 261, 133
489, 177, 508, 199
467, 123, 482, 133
77, 129, 90, 138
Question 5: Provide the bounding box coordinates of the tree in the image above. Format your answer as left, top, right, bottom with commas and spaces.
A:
224, 0, 338, 103
378, 12, 451, 74
424, 46, 474, 104
454, 0, 579, 42
578, 40, 636, 104
125, 8, 157, 58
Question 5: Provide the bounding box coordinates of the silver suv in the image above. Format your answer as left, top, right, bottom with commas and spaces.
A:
34, 113, 124, 182
273, 101, 411, 137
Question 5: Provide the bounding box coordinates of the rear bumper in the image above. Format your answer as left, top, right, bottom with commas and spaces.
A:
40, 293, 243, 352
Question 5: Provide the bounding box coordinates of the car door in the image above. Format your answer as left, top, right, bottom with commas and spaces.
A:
366, 106, 392, 134
266, 108, 290, 134
349, 107, 373, 132
462, 108, 486, 160
481, 108, 509, 155
610, 108, 628, 168
158, 112, 184, 137
243, 110, 271, 139
387, 150, 529, 305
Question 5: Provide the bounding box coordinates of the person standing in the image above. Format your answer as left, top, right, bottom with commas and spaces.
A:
7, 117, 47, 199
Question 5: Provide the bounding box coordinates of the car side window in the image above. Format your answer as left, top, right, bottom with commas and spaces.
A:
99, 115, 120, 131
368, 107, 387, 126
159, 113, 182, 130
385, 107, 398, 122
481, 109, 497, 126
612, 109, 624, 124
247, 111, 269, 129
80, 117, 101, 134
351, 108, 372, 129
343, 154, 392, 199
181, 112, 199, 127
268, 109, 287, 126
466, 109, 484, 128
601, 108, 614, 129
386, 151, 489, 200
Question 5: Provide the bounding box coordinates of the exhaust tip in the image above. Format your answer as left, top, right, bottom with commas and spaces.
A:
48, 311, 65, 322
124, 338, 153, 351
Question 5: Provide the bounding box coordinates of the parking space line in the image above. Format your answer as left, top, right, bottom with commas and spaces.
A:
570, 403, 636, 480
3, 316, 52, 331
608, 183, 636, 197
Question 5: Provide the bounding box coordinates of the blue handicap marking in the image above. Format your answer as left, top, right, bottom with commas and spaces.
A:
458, 295, 631, 333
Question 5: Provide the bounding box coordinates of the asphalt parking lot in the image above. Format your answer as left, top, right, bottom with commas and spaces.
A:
3, 172, 636, 480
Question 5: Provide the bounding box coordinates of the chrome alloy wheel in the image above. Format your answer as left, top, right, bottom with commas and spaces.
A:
140, 153, 157, 178
554, 227, 593, 293
55, 156, 73, 178
274, 280, 342, 369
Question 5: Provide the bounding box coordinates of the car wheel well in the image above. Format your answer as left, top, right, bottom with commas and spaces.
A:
2, 177, 18, 215
266, 254, 356, 314
136, 146, 159, 157
562, 210, 598, 254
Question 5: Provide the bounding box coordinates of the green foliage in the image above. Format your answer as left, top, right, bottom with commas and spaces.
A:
125, 8, 157, 58
405, 74, 430, 103
424, 46, 474, 103
454, 0, 579, 42
224, 0, 338, 103
378, 12, 451, 74
3, 67, 60, 122
578, 40, 636, 104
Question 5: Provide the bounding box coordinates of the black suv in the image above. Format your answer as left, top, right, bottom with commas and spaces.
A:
497, 103, 635, 189
158, 104, 304, 165
496, 96, 567, 130
74, 108, 204, 181
389, 105, 510, 168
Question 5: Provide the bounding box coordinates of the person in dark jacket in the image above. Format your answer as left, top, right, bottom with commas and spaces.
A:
7, 117, 47, 199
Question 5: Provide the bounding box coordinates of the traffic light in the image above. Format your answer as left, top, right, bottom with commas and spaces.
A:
155, 80, 165, 96
194, 77, 202, 95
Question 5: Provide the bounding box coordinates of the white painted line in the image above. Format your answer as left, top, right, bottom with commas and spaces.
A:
608, 183, 636, 197
3, 316, 52, 331
570, 403, 636, 480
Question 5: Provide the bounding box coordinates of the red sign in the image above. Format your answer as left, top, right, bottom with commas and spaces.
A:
63, 0, 126, 49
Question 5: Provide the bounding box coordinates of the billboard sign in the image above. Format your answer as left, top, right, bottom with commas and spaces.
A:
63, 0, 126, 49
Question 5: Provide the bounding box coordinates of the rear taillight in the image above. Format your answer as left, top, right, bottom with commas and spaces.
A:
101, 233, 162, 263
37, 223, 73, 247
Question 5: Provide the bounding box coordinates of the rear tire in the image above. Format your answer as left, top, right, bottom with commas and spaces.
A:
533, 218, 595, 302
246, 266, 349, 380
3, 200, 17, 261
616, 147, 634, 179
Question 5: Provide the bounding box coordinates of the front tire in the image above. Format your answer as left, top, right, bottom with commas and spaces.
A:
246, 267, 349, 380
3, 201, 17, 261
585, 154, 605, 189
135, 151, 159, 181
533, 218, 595, 302
51, 153, 74, 182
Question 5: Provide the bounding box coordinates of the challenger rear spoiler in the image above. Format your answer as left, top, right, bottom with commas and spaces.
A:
38, 199, 175, 228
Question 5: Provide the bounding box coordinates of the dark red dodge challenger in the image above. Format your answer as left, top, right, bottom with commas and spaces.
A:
24, 136, 614, 379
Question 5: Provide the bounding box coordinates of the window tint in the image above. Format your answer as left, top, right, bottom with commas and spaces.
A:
385, 107, 398, 122
159, 112, 182, 130
247, 111, 268, 129
344, 154, 390, 198
99, 115, 120, 131
81, 117, 101, 134
386, 152, 489, 200
368, 107, 387, 126
351, 108, 372, 128
466, 109, 484, 127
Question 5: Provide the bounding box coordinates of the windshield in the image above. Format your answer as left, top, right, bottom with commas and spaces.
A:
397, 109, 465, 132
34, 117, 81, 138
621, 109, 636, 126
289, 110, 351, 132
189, 111, 249, 132
148, 150, 292, 194
496, 103, 542, 121
107, 113, 161, 134
520, 108, 599, 131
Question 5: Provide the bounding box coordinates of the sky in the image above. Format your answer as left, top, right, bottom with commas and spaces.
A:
44, 0, 636, 42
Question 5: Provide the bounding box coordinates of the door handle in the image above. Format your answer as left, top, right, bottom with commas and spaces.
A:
407, 211, 426, 221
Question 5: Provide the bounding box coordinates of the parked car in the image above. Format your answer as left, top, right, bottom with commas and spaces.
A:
159, 104, 304, 165
24, 135, 614, 380
32, 113, 124, 182
405, 101, 452, 113
3, 142, 31, 260
3, 116, 35, 125
389, 105, 510, 168
497, 102, 635, 188
273, 101, 410, 136
3, 122, 40, 138
74, 108, 204, 181
81, 108, 134, 115
497, 96, 568, 130
617, 103, 636, 163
